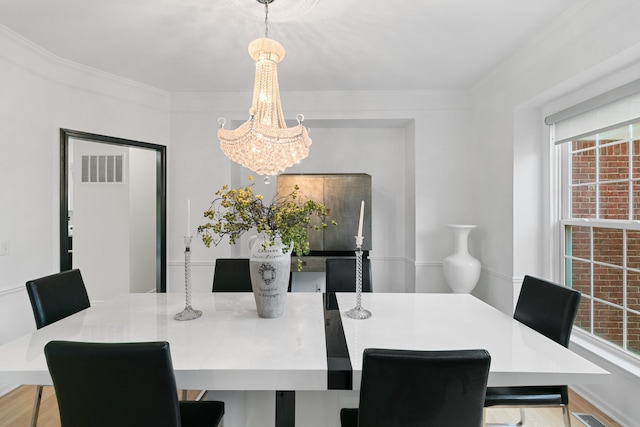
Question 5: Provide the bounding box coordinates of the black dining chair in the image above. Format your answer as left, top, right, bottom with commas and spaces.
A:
325, 258, 372, 309
484, 275, 581, 427
44, 340, 224, 427
212, 258, 253, 292
25, 269, 91, 427
212, 258, 292, 292
325, 258, 372, 293
340, 348, 491, 427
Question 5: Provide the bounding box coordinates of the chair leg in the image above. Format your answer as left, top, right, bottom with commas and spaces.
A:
30, 385, 43, 427
562, 405, 572, 427
517, 408, 525, 426
181, 389, 187, 400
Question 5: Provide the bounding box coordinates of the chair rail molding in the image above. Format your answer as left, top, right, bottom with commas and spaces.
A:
0, 284, 24, 297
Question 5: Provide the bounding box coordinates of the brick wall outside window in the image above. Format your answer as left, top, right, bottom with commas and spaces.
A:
567, 135, 640, 356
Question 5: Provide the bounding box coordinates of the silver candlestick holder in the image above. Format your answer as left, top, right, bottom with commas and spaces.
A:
346, 236, 372, 319
174, 236, 202, 321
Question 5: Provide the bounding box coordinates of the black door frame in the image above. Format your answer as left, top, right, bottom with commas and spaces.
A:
59, 128, 167, 292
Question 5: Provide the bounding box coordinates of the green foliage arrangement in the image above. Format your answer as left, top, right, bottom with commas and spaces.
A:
198, 176, 336, 270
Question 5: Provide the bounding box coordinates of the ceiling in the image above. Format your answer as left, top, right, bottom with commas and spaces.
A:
0, 0, 584, 93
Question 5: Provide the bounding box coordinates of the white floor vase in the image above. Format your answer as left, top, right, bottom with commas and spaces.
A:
443, 224, 481, 293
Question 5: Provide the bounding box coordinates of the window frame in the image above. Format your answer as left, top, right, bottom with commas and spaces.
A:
555, 122, 640, 358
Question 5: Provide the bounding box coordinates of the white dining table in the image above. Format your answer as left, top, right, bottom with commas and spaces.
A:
0, 292, 328, 391
336, 293, 609, 388
0, 292, 609, 427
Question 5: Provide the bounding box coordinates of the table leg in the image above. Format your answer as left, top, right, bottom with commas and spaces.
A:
275, 391, 295, 427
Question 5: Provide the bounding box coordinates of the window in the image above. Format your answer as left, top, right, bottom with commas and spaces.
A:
559, 121, 640, 357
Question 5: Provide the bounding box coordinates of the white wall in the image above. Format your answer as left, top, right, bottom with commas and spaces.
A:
471, 0, 640, 312
0, 25, 170, 394
73, 141, 131, 301
469, 0, 640, 424
129, 147, 158, 294
71, 141, 157, 300
168, 92, 472, 294
413, 109, 476, 293
404, 120, 417, 290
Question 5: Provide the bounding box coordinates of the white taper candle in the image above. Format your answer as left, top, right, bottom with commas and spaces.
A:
357, 200, 364, 239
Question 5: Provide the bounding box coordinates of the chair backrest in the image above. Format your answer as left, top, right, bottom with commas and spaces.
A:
212, 258, 292, 292
325, 258, 372, 293
212, 258, 253, 292
26, 269, 90, 329
514, 275, 581, 347
357, 348, 491, 427
45, 340, 182, 427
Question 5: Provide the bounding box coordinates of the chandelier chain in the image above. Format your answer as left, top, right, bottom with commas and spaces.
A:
264, 1, 269, 38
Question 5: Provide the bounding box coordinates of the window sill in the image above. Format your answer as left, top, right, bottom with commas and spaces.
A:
571, 329, 640, 381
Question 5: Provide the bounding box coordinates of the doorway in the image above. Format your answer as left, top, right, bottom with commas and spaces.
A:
59, 129, 166, 297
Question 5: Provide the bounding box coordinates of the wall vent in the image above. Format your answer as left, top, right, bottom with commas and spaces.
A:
81, 155, 124, 183
573, 413, 607, 427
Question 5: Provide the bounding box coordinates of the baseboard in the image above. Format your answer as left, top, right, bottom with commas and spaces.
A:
0, 384, 19, 398
571, 386, 628, 427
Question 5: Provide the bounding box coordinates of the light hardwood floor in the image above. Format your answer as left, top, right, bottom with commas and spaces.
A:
484, 390, 621, 426
0, 385, 621, 426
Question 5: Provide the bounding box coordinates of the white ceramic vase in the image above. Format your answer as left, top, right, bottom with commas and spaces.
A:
248, 234, 293, 318
443, 224, 481, 294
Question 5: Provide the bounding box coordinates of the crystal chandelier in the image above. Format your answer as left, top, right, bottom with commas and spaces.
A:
218, 0, 311, 178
